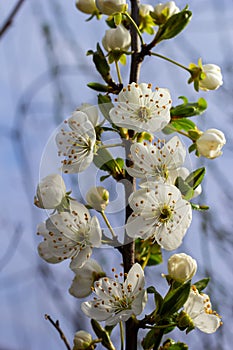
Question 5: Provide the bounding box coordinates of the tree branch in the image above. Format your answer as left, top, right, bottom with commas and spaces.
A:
45, 314, 71, 350
0, 0, 26, 39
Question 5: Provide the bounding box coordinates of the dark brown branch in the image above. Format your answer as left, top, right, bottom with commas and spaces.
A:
0, 0, 26, 38
45, 314, 71, 350
129, 0, 141, 83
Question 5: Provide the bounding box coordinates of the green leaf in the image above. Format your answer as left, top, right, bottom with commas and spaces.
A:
188, 143, 196, 154
170, 119, 196, 132
175, 176, 194, 201
147, 244, 163, 266
93, 43, 111, 82
160, 281, 191, 318
142, 328, 157, 350
93, 148, 124, 178
98, 94, 114, 122
194, 278, 210, 292
91, 319, 116, 350
147, 286, 163, 315
155, 8, 192, 43
185, 167, 205, 189
87, 82, 110, 92
100, 175, 110, 182
160, 339, 189, 350
170, 96, 207, 118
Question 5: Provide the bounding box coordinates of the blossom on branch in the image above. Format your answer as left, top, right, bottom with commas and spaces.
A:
181, 286, 222, 334
167, 253, 197, 283
81, 263, 147, 325
34, 174, 67, 209
96, 0, 127, 15
196, 128, 226, 159
109, 82, 172, 133
102, 25, 131, 53
69, 259, 105, 298
152, 1, 180, 25
37, 201, 101, 269
127, 136, 186, 181
126, 183, 192, 250
56, 111, 96, 173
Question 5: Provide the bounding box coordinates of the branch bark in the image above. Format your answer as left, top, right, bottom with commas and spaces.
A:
0, 0, 26, 39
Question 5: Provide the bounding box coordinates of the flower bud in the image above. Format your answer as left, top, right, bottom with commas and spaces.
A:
73, 330, 93, 350
139, 4, 154, 17
168, 253, 197, 283
102, 25, 131, 53
76, 0, 98, 14
86, 186, 109, 212
69, 259, 105, 298
34, 174, 66, 209
96, 0, 127, 16
199, 64, 223, 91
196, 128, 226, 159
153, 1, 180, 24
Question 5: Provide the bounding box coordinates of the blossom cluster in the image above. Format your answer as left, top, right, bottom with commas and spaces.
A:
34, 1, 225, 348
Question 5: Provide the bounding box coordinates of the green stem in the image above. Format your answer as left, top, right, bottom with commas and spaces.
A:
166, 125, 191, 139
115, 60, 123, 84
151, 52, 191, 73
123, 12, 144, 46
145, 323, 177, 330
101, 211, 116, 238
141, 246, 152, 270
119, 321, 124, 350
99, 143, 124, 149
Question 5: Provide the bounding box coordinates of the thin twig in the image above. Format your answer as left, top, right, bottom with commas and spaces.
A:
45, 314, 71, 350
0, 0, 26, 38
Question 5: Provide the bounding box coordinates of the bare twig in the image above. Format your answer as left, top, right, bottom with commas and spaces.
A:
45, 314, 71, 350
0, 0, 26, 38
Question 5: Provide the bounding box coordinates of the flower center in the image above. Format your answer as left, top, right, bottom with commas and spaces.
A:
159, 204, 173, 223
137, 106, 151, 121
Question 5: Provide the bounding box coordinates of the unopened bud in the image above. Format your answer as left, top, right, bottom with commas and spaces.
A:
168, 253, 197, 283
76, 0, 98, 14
73, 330, 93, 350
196, 128, 226, 159
86, 186, 109, 212
96, 0, 127, 16
35, 174, 66, 209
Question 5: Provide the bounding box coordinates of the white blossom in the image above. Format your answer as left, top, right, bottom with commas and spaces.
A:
37, 201, 101, 269
102, 25, 131, 52
153, 1, 180, 23
127, 136, 186, 182
76, 0, 98, 14
56, 111, 96, 173
168, 253, 197, 283
75, 103, 99, 127
199, 64, 223, 91
34, 174, 66, 209
73, 330, 93, 350
126, 183, 192, 250
69, 259, 105, 298
96, 0, 127, 15
109, 83, 172, 133
86, 186, 109, 212
183, 286, 222, 333
196, 128, 226, 159
81, 263, 147, 325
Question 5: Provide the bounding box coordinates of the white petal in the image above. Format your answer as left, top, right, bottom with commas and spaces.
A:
37, 241, 61, 263
131, 289, 147, 316
81, 301, 111, 321
88, 216, 102, 247
70, 246, 92, 269
124, 263, 145, 293
194, 313, 221, 333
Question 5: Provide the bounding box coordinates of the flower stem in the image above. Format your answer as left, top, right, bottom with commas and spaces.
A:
115, 60, 123, 84
99, 143, 124, 149
123, 11, 144, 46
101, 210, 116, 238
151, 52, 191, 73
145, 323, 177, 329
119, 321, 124, 350
165, 125, 191, 139
141, 246, 152, 270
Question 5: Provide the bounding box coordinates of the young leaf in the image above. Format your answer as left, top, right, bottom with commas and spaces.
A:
98, 94, 114, 122
170, 96, 207, 118
91, 319, 116, 350
155, 7, 192, 43
185, 167, 205, 189
175, 176, 194, 200
159, 281, 191, 317
194, 278, 210, 292
87, 82, 110, 92
190, 203, 209, 211
170, 119, 196, 132
147, 286, 164, 315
